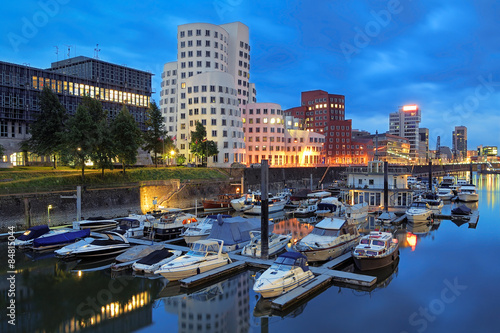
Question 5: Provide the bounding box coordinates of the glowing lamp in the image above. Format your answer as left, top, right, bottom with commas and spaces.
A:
402, 105, 418, 111
406, 232, 417, 251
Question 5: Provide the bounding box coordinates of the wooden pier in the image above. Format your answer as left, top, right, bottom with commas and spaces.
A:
179, 261, 247, 288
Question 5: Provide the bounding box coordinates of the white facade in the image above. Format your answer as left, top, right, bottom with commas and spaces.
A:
160, 22, 251, 167
389, 105, 421, 162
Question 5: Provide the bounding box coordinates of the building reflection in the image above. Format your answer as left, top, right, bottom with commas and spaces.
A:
271, 217, 315, 243
161, 271, 251, 333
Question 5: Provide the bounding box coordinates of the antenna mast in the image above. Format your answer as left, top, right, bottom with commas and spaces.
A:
54, 46, 59, 61
94, 44, 101, 59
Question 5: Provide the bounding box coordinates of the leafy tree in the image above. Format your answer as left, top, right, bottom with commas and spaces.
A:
64, 103, 96, 182
111, 105, 142, 174
28, 87, 67, 168
176, 154, 186, 166
190, 121, 219, 166
0, 144, 4, 158
142, 102, 167, 167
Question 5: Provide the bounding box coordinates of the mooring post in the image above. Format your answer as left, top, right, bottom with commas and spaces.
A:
384, 161, 389, 212
428, 161, 433, 192
261, 159, 269, 259
469, 162, 473, 184
76, 186, 81, 221
310, 174, 313, 191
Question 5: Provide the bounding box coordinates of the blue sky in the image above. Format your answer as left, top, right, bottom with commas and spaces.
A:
2, 0, 499, 151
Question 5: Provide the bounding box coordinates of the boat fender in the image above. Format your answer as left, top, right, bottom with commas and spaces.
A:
196, 267, 201, 275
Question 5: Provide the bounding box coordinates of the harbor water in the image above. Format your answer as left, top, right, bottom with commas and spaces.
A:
1, 173, 500, 333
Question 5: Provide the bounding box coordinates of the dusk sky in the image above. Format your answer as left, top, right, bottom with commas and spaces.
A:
2, 0, 499, 151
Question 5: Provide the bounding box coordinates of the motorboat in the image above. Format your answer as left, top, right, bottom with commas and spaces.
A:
13, 225, 71, 248
231, 191, 287, 215
439, 175, 456, 188
241, 231, 292, 258
154, 239, 231, 281
111, 244, 165, 271
67, 231, 131, 259
419, 193, 443, 211
202, 193, 240, 212
55, 237, 97, 259
132, 248, 183, 274
72, 217, 118, 232
405, 200, 433, 224
146, 208, 198, 240
253, 252, 314, 298
292, 217, 360, 262
458, 185, 479, 202
315, 197, 345, 216
375, 211, 396, 225
113, 214, 155, 238
208, 215, 264, 252
32, 229, 91, 251
345, 202, 369, 223
292, 199, 319, 217
181, 214, 232, 245
352, 231, 399, 271
436, 187, 454, 201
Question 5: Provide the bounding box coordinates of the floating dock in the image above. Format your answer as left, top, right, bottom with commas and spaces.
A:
179, 261, 247, 288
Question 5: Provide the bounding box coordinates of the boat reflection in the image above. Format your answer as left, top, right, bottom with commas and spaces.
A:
337, 257, 400, 293
253, 297, 307, 318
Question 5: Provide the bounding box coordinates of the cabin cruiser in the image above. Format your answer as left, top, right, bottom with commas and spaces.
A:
32, 229, 91, 251
352, 231, 399, 271
345, 202, 369, 223
436, 187, 454, 201
202, 193, 240, 212
316, 197, 345, 216
292, 217, 360, 262
66, 231, 131, 259
113, 214, 154, 238
132, 248, 183, 274
458, 185, 479, 202
253, 252, 314, 298
405, 200, 433, 224
72, 217, 118, 232
181, 214, 232, 245
145, 208, 198, 240
154, 239, 231, 281
419, 193, 443, 211
208, 215, 263, 252
241, 231, 292, 258
292, 199, 319, 217
111, 244, 165, 271
230, 191, 287, 214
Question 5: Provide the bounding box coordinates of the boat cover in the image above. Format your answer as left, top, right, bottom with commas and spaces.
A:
136, 248, 174, 265
17, 225, 50, 241
209, 215, 265, 246
451, 205, 472, 215
275, 252, 310, 271
33, 229, 90, 247
115, 244, 164, 263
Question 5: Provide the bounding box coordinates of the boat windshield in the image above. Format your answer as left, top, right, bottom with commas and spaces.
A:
270, 256, 296, 271
360, 238, 369, 244
412, 202, 428, 208
309, 228, 339, 237
188, 242, 219, 256
371, 240, 385, 246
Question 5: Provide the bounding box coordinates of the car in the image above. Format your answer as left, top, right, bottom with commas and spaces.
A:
250, 163, 261, 168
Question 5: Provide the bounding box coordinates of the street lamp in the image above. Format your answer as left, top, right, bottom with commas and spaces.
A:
170, 150, 176, 166
47, 205, 53, 224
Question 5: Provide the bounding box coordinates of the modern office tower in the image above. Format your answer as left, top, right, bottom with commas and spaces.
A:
452, 125, 467, 160
284, 90, 368, 165
419, 127, 429, 163
0, 58, 152, 166
389, 105, 421, 162
160, 22, 250, 166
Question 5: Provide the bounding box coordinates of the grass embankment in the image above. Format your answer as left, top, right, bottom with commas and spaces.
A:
0, 166, 229, 194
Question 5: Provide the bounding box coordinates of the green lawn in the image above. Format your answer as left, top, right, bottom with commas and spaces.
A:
0, 166, 230, 194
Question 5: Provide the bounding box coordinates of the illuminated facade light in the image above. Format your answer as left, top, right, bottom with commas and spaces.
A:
402, 105, 418, 111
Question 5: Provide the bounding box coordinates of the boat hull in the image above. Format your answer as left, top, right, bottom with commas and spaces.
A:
183, 233, 210, 245
244, 200, 287, 215
296, 237, 360, 262
156, 259, 230, 281
458, 193, 479, 202
72, 245, 130, 259
406, 210, 433, 223
254, 272, 314, 298
353, 246, 399, 271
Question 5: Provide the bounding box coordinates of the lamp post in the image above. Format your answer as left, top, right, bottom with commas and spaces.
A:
170, 150, 176, 166
47, 205, 53, 224
294, 138, 298, 167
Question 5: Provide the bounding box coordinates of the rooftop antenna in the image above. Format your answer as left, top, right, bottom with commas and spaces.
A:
54, 46, 59, 61
94, 43, 101, 59
65, 45, 72, 59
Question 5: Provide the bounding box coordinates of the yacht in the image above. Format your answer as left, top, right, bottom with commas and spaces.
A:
55, 237, 98, 259
405, 200, 433, 223
352, 231, 399, 271
72, 217, 118, 232
145, 209, 198, 240
419, 193, 443, 211
241, 231, 292, 258
113, 214, 154, 238
202, 193, 240, 212
68, 231, 131, 259
345, 202, 369, 223
181, 214, 232, 245
292, 217, 360, 262
230, 191, 287, 215
253, 252, 314, 298
208, 215, 263, 252
436, 187, 454, 201
132, 248, 183, 274
292, 199, 319, 217
154, 239, 231, 281
458, 184, 479, 202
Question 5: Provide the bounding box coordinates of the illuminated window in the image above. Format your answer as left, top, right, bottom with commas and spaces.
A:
263, 118, 268, 124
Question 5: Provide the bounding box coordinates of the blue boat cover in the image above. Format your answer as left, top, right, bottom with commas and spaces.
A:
275, 252, 310, 271
208, 215, 263, 246
136, 248, 173, 265
33, 229, 91, 247
451, 205, 472, 215
17, 225, 50, 241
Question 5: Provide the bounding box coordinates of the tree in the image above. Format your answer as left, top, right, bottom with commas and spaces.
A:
0, 144, 4, 158
142, 102, 167, 167
190, 121, 219, 166
64, 102, 96, 183
111, 105, 142, 174
28, 87, 67, 168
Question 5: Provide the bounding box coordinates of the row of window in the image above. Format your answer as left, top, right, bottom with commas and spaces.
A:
308, 103, 345, 110
186, 96, 238, 106
180, 50, 226, 61
31, 77, 150, 107
180, 107, 239, 117
187, 118, 241, 128
307, 108, 344, 116
328, 138, 351, 143
180, 40, 226, 52
178, 129, 244, 140
179, 29, 226, 41
306, 97, 345, 105
245, 108, 283, 115
247, 136, 284, 142
245, 117, 282, 124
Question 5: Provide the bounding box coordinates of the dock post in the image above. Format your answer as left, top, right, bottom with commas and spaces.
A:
384, 161, 388, 211
310, 174, 313, 191
469, 162, 473, 184
241, 176, 244, 194
428, 161, 433, 192
261, 159, 269, 259
76, 186, 81, 221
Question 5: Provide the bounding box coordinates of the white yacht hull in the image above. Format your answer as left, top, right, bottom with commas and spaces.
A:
295, 237, 360, 262
458, 193, 479, 202
156, 258, 230, 281
254, 271, 314, 298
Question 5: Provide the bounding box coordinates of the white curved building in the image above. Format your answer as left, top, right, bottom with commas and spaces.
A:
160, 22, 251, 166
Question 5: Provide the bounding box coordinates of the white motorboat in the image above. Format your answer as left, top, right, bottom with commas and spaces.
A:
114, 214, 155, 238
419, 193, 443, 211
345, 202, 369, 223
292, 199, 318, 217
231, 191, 287, 214
13, 225, 70, 248
405, 201, 433, 223
241, 231, 292, 258
145, 209, 198, 240
436, 187, 454, 201
132, 249, 183, 274
458, 185, 479, 202
55, 237, 97, 259
376, 211, 396, 225
181, 214, 231, 245
111, 244, 165, 271
253, 252, 314, 298
292, 217, 360, 262
72, 217, 118, 232
68, 231, 131, 258
154, 239, 231, 281
353, 231, 399, 271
